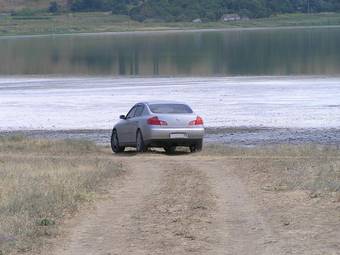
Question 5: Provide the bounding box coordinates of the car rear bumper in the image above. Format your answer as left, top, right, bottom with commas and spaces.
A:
146, 138, 202, 147
144, 127, 205, 140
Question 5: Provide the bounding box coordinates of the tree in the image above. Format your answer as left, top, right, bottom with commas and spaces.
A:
66, 0, 340, 21
48, 1, 59, 13
71, 0, 112, 12
112, 0, 129, 15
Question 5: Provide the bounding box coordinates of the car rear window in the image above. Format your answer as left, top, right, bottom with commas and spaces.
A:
149, 104, 193, 114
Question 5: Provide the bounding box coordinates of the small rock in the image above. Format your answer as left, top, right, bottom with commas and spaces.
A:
262, 185, 273, 191
184, 234, 195, 240
336, 193, 340, 203
192, 205, 207, 210
309, 192, 320, 199
283, 221, 290, 226
330, 192, 340, 203
263, 239, 277, 245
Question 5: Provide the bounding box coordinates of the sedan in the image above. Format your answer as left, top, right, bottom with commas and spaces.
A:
111, 101, 204, 153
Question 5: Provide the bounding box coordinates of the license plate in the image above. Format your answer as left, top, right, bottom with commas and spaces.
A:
170, 133, 188, 139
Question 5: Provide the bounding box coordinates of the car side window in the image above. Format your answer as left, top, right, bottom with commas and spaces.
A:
126, 106, 137, 119
134, 105, 144, 117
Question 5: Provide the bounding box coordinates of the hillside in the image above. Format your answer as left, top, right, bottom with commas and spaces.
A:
1, 0, 340, 36
1, 0, 340, 22
0, 0, 67, 12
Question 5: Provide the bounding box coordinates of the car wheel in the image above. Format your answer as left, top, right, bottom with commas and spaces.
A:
189, 139, 203, 153
111, 129, 125, 153
136, 130, 147, 152
164, 146, 176, 154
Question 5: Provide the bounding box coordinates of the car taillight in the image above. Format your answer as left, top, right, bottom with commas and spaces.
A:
189, 116, 204, 126
147, 116, 168, 126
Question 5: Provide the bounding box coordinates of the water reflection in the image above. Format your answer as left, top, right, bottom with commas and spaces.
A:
0, 27, 340, 76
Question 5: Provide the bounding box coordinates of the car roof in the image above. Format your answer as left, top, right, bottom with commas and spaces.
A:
139, 100, 188, 105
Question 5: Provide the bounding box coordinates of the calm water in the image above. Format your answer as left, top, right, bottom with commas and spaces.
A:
1, 27, 340, 76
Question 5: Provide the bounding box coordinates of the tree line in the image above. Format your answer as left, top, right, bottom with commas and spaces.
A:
51, 0, 340, 22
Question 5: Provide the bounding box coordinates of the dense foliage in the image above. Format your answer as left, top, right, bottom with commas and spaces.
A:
48, 1, 60, 13
66, 0, 340, 21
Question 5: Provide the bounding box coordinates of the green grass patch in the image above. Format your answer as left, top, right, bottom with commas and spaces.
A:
0, 12, 340, 36
12, 16, 51, 20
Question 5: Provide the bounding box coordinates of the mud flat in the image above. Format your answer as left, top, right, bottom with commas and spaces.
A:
2, 127, 340, 147
1, 76, 340, 130
1, 76, 339, 146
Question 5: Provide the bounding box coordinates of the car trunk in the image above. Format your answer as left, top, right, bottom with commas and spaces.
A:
156, 114, 198, 128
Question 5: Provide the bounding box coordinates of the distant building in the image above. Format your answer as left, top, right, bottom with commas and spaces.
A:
221, 14, 241, 22
192, 18, 202, 23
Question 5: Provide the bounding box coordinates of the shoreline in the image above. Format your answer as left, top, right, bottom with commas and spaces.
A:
1, 74, 340, 79
2, 127, 339, 147
1, 24, 340, 39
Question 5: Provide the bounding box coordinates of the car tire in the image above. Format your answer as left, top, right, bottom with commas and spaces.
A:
136, 130, 147, 152
111, 129, 125, 153
190, 139, 203, 153
164, 146, 176, 154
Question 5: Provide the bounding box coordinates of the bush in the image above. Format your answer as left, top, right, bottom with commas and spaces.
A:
71, 0, 112, 12
111, 0, 129, 15
10, 8, 43, 17
48, 1, 60, 13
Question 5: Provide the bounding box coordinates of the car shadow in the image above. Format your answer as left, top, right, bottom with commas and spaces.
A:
114, 148, 191, 157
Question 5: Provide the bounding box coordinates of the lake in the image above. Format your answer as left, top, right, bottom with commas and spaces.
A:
1, 27, 340, 76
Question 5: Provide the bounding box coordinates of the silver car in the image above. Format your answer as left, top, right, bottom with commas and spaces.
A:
111, 101, 204, 153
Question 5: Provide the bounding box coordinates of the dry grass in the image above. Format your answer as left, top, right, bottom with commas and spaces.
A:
0, 136, 339, 254
204, 144, 340, 197
0, 136, 122, 254
0, 135, 100, 155
204, 143, 340, 157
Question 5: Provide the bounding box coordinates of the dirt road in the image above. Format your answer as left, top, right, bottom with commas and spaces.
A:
49, 153, 340, 255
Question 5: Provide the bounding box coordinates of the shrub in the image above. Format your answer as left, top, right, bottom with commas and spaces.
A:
48, 1, 60, 13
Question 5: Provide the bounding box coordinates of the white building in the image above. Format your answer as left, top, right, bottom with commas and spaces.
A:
221, 14, 241, 22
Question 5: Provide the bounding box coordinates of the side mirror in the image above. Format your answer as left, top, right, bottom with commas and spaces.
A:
120, 115, 126, 120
